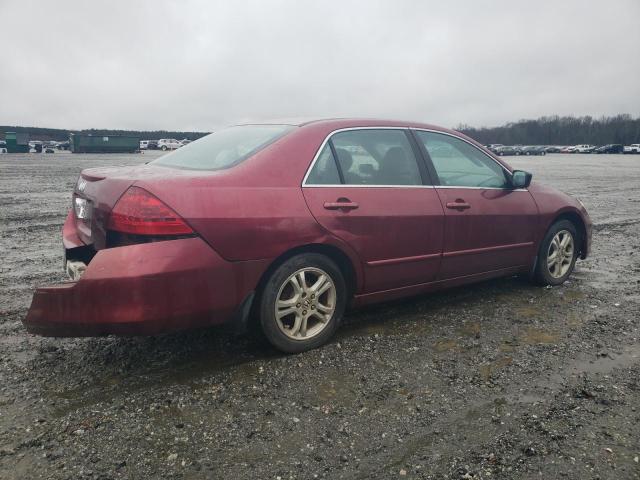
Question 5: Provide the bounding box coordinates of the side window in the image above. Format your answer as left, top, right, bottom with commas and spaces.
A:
330, 129, 422, 186
305, 144, 341, 185
415, 131, 509, 188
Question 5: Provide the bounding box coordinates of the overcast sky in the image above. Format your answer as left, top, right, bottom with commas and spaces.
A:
1, 0, 639, 131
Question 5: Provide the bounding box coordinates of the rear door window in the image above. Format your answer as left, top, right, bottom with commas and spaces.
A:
305, 144, 341, 185
330, 129, 422, 186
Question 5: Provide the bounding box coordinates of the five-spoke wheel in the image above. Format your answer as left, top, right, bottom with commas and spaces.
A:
534, 220, 579, 285
275, 268, 336, 340
546, 230, 574, 279
259, 253, 346, 353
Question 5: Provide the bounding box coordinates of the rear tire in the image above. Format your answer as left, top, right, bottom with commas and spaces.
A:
259, 253, 346, 353
533, 220, 579, 285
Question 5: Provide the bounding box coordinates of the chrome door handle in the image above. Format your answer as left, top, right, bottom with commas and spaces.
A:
323, 201, 359, 210
446, 201, 471, 210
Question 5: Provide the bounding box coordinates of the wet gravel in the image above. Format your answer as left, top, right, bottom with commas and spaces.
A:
1, 151, 639, 479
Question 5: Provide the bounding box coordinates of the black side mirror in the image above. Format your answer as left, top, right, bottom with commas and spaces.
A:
511, 170, 532, 189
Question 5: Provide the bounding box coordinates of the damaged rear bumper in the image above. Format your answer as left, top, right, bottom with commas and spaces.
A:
24, 237, 241, 336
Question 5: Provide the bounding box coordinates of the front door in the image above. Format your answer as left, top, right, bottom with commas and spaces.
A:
412, 130, 538, 280
302, 128, 444, 293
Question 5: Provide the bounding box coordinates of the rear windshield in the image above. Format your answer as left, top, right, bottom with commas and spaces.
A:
152, 124, 295, 170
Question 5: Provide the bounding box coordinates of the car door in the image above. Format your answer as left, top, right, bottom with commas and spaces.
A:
412, 130, 538, 280
302, 128, 444, 293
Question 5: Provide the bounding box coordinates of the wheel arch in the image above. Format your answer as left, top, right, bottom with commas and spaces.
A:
549, 210, 588, 259
252, 243, 360, 313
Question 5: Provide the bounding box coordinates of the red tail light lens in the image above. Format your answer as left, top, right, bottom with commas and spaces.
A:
108, 187, 193, 235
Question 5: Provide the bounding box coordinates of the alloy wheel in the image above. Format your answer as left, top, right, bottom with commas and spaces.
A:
547, 230, 574, 278
274, 267, 336, 340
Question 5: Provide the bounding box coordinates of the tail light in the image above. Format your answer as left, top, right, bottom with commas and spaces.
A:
108, 187, 193, 236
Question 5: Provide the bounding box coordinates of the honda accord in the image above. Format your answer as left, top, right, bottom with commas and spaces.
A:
24, 119, 592, 352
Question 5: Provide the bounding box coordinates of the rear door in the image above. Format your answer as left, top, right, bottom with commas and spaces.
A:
412, 130, 538, 280
302, 128, 444, 293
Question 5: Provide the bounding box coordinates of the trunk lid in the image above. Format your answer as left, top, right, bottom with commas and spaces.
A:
73, 164, 193, 250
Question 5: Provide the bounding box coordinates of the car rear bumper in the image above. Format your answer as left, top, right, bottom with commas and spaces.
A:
24, 237, 243, 336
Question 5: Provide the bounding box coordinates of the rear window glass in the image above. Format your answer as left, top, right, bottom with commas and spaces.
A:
152, 125, 295, 170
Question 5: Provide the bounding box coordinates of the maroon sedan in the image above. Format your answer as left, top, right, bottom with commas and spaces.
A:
25, 119, 592, 352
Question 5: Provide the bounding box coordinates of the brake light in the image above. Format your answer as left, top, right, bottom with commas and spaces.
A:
107, 187, 193, 235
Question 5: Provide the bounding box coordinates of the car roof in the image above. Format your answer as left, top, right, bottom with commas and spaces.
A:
238, 117, 450, 131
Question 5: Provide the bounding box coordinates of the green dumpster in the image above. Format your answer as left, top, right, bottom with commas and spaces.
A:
70, 134, 140, 153
5, 132, 30, 153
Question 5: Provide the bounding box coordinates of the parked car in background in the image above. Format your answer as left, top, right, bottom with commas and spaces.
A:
573, 144, 596, 153
139, 140, 150, 150
544, 146, 562, 153
560, 146, 576, 153
157, 138, 181, 151
29, 141, 43, 153
494, 145, 520, 156
521, 146, 547, 156
0, 141, 6, 154
180, 139, 192, 146
147, 140, 159, 150
595, 144, 624, 154
624, 144, 640, 154
486, 144, 503, 153
24, 118, 592, 353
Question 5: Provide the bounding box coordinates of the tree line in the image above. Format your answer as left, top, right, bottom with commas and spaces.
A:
3, 114, 640, 145
0, 126, 209, 142
457, 114, 640, 146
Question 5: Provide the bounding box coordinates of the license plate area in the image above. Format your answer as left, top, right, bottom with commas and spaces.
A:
73, 194, 93, 238
73, 196, 92, 221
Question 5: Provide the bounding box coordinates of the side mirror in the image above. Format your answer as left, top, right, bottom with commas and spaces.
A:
511, 170, 532, 189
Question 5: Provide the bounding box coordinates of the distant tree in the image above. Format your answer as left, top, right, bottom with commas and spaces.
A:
0, 126, 209, 142
4, 115, 640, 145
457, 114, 640, 145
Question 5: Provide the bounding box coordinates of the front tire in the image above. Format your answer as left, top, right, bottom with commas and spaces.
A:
533, 220, 579, 285
259, 253, 346, 353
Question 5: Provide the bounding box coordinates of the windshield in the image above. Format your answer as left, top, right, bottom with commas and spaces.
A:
152, 124, 295, 170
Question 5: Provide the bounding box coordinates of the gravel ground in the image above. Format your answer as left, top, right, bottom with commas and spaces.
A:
0, 151, 639, 479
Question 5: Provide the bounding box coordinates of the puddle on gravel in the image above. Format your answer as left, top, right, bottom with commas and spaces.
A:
499, 342, 516, 353
47, 344, 280, 417
521, 328, 560, 345
560, 290, 586, 303
433, 339, 462, 353
315, 373, 358, 405
566, 312, 584, 327
512, 305, 542, 318
564, 343, 640, 377
339, 311, 434, 339
536, 342, 640, 393
479, 356, 513, 381
457, 321, 481, 338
